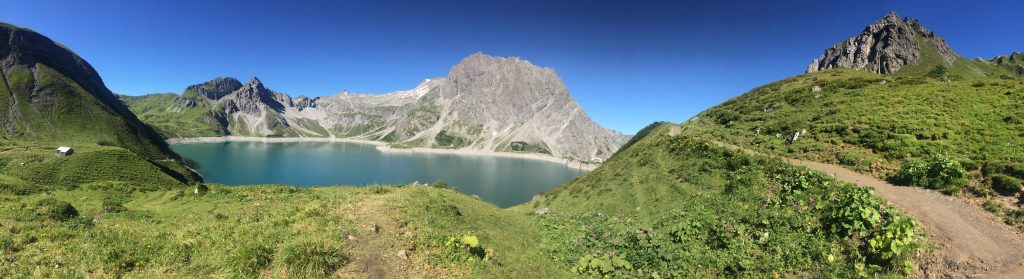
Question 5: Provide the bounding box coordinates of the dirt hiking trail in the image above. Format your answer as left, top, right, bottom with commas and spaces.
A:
714, 141, 1024, 278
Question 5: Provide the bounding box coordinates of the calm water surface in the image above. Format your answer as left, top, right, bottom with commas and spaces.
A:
170, 141, 586, 207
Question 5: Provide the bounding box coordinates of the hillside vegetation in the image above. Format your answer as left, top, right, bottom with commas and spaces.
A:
1, 123, 923, 278
0, 23, 199, 191
0, 23, 181, 161
119, 93, 226, 138
525, 123, 921, 277
688, 68, 1024, 229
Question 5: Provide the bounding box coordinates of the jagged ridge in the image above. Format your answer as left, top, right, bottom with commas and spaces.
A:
806, 12, 959, 74
125, 52, 624, 161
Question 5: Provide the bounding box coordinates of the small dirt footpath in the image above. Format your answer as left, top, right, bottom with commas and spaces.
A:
713, 141, 1024, 278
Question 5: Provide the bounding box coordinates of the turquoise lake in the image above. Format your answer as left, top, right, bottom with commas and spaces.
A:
170, 141, 586, 207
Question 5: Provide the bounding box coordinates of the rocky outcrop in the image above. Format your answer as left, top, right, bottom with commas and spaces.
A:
990, 51, 1024, 75
136, 53, 624, 161
184, 77, 242, 100
806, 12, 959, 74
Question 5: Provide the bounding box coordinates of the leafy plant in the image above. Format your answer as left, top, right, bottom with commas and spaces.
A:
435, 235, 493, 264
891, 155, 967, 194
574, 254, 633, 276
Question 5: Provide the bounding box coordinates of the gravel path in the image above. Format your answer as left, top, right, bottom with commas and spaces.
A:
714, 141, 1024, 278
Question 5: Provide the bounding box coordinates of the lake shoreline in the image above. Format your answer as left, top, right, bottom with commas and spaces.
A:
166, 136, 600, 171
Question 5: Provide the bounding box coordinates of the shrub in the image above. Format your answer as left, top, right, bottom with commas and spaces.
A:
195, 184, 210, 195
960, 160, 980, 171
102, 200, 127, 213
982, 162, 1024, 179
891, 155, 967, 194
0, 235, 13, 254
34, 198, 79, 221
281, 240, 347, 278
430, 180, 449, 189
827, 187, 918, 272
367, 185, 390, 194
991, 174, 1022, 196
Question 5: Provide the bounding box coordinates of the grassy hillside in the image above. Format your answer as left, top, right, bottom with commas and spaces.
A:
893, 36, 1016, 78
688, 68, 1024, 229
0, 184, 570, 278
521, 123, 921, 277
1, 123, 924, 278
119, 94, 226, 138
0, 23, 199, 189
0, 139, 199, 195
0, 24, 178, 161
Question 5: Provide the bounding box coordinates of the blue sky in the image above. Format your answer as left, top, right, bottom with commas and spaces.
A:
1, 0, 1021, 134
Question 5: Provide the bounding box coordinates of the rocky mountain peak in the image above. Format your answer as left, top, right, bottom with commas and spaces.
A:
806, 12, 959, 74
247, 77, 266, 90
185, 77, 242, 100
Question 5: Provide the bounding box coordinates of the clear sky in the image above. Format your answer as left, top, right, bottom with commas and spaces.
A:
1, 0, 1021, 134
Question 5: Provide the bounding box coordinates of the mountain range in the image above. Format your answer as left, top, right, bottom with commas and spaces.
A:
121, 53, 624, 162
3, 10, 1024, 278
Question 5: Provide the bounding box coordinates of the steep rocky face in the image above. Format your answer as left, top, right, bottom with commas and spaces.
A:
130, 53, 624, 161
806, 12, 959, 74
417, 53, 622, 160
184, 77, 242, 100
0, 23, 177, 160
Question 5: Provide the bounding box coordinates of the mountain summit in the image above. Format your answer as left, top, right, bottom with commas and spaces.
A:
124, 52, 624, 161
806, 12, 958, 74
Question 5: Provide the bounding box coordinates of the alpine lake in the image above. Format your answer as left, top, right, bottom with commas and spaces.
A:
171, 141, 587, 207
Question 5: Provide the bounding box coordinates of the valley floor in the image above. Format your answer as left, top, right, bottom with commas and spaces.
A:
165, 136, 600, 171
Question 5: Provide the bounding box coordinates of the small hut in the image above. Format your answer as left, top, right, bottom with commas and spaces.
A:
56, 146, 73, 156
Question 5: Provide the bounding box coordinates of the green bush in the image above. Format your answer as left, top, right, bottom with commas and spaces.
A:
430, 180, 449, 189
281, 240, 347, 278
102, 200, 127, 213
195, 184, 210, 195
891, 155, 967, 194
34, 198, 79, 221
367, 185, 391, 194
991, 174, 1022, 196
960, 160, 980, 171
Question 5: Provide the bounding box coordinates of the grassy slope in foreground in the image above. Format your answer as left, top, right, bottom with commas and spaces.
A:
686, 68, 1024, 229
522, 123, 921, 277
0, 184, 571, 278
